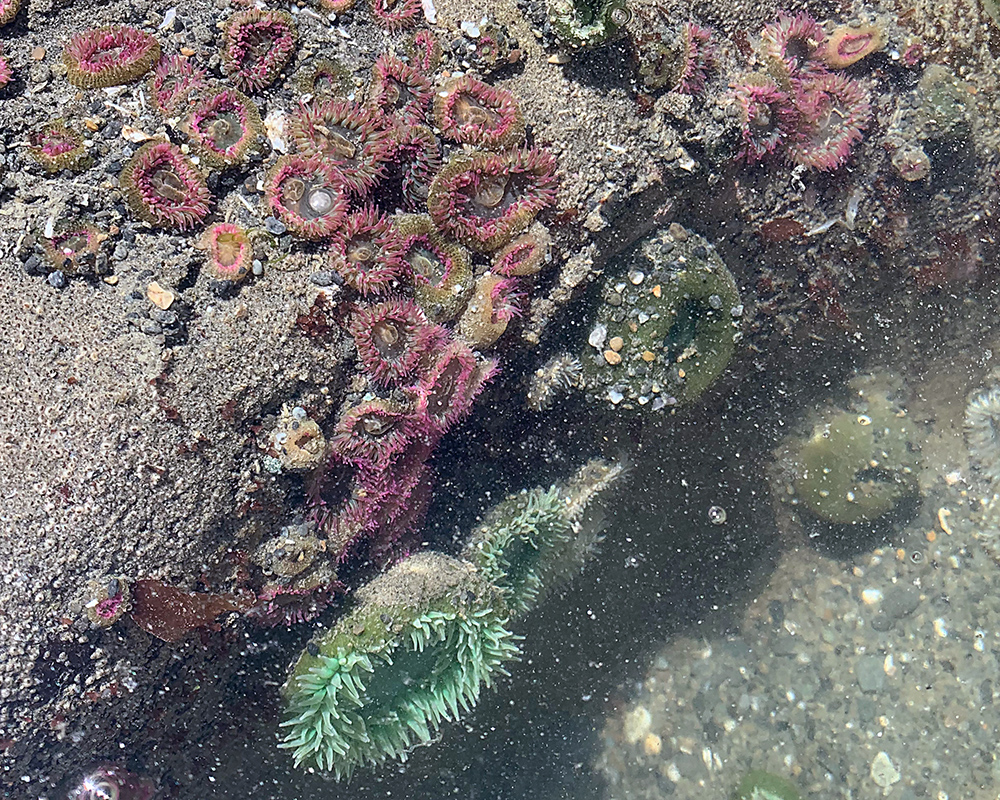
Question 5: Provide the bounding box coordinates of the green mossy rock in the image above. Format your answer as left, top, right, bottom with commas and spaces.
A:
732, 770, 803, 800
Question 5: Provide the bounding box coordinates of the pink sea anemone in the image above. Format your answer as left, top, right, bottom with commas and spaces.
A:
263, 154, 348, 239
785, 72, 871, 171
413, 339, 496, 433
0, 0, 20, 26
147, 55, 208, 116
184, 88, 263, 168
760, 11, 825, 79
433, 75, 525, 150
64, 25, 161, 88
735, 81, 800, 162
821, 25, 884, 69
246, 581, 338, 627
387, 123, 441, 210
455, 273, 524, 349
408, 29, 443, 73
427, 149, 558, 253
199, 222, 252, 285
289, 100, 392, 195
28, 120, 90, 173
329, 207, 408, 295
120, 141, 211, 229
350, 298, 440, 384
370, 55, 433, 124
372, 0, 423, 30
395, 214, 473, 322
0, 51, 11, 89
331, 399, 423, 470
492, 224, 551, 276
676, 22, 717, 94
43, 221, 107, 274
221, 9, 297, 93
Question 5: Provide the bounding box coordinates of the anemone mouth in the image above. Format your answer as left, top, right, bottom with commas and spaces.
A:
265, 155, 348, 238
350, 299, 436, 384
187, 89, 261, 166
331, 399, 419, 467
201, 222, 251, 283
784, 73, 870, 171
406, 237, 452, 287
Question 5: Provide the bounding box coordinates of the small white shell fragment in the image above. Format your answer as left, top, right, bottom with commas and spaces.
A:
460, 20, 480, 37
121, 125, 151, 143
629, 270, 644, 285
870, 751, 901, 789
608, 388, 624, 405
883, 654, 896, 677
933, 617, 948, 638
421, 0, 437, 23
861, 588, 883, 606
264, 109, 290, 153
159, 8, 177, 29
588, 323, 607, 349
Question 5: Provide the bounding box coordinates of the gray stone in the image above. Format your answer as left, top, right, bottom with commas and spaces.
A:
856, 655, 885, 693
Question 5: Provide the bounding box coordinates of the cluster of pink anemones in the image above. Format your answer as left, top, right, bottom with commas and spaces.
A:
734, 10, 873, 171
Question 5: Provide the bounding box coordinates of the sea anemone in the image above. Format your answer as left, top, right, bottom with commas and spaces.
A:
331, 398, 422, 470
785, 72, 870, 171
369, 55, 433, 124
319, 0, 358, 12
247, 580, 338, 627
198, 222, 252, 287
120, 141, 211, 230
470, 22, 517, 72
27, 120, 91, 173
272, 406, 327, 472
395, 213, 473, 322
760, 11, 825, 81
84, 575, 133, 628
455, 273, 524, 349
413, 338, 495, 432
279, 552, 519, 780
0, 50, 11, 89
371, 0, 423, 30
63, 25, 161, 89
427, 149, 558, 253
43, 221, 107, 275
350, 298, 440, 384
0, 0, 20, 26
263, 154, 348, 239
821, 25, 884, 69
220, 9, 298, 93
464, 459, 622, 616
147, 55, 208, 117
526, 353, 583, 411
966, 385, 1000, 483
547, 0, 630, 49
293, 58, 352, 100
491, 223, 551, 276
676, 22, 716, 94
329, 207, 407, 296
184, 87, 263, 168
735, 79, 800, 162
258, 526, 324, 578
407, 29, 443, 73
386, 123, 441, 210
289, 100, 392, 195
433, 76, 525, 150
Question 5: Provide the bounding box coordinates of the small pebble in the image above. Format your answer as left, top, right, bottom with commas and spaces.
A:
47, 270, 66, 288
265, 216, 287, 235
604, 350, 622, 365
310, 270, 336, 286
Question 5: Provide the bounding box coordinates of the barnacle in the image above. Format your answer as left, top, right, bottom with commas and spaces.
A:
427, 150, 558, 253
221, 9, 298, 93
329, 207, 407, 296
369, 55, 433, 124
263, 155, 348, 239
349, 298, 439, 385
433, 75, 525, 150
395, 213, 473, 322
280, 552, 519, 780
289, 100, 392, 195
63, 25, 161, 88
147, 55, 208, 116
184, 87, 263, 168
120, 141, 211, 230
28, 120, 91, 173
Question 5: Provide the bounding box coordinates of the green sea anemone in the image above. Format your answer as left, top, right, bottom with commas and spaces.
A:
279, 552, 519, 780
463, 458, 625, 616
